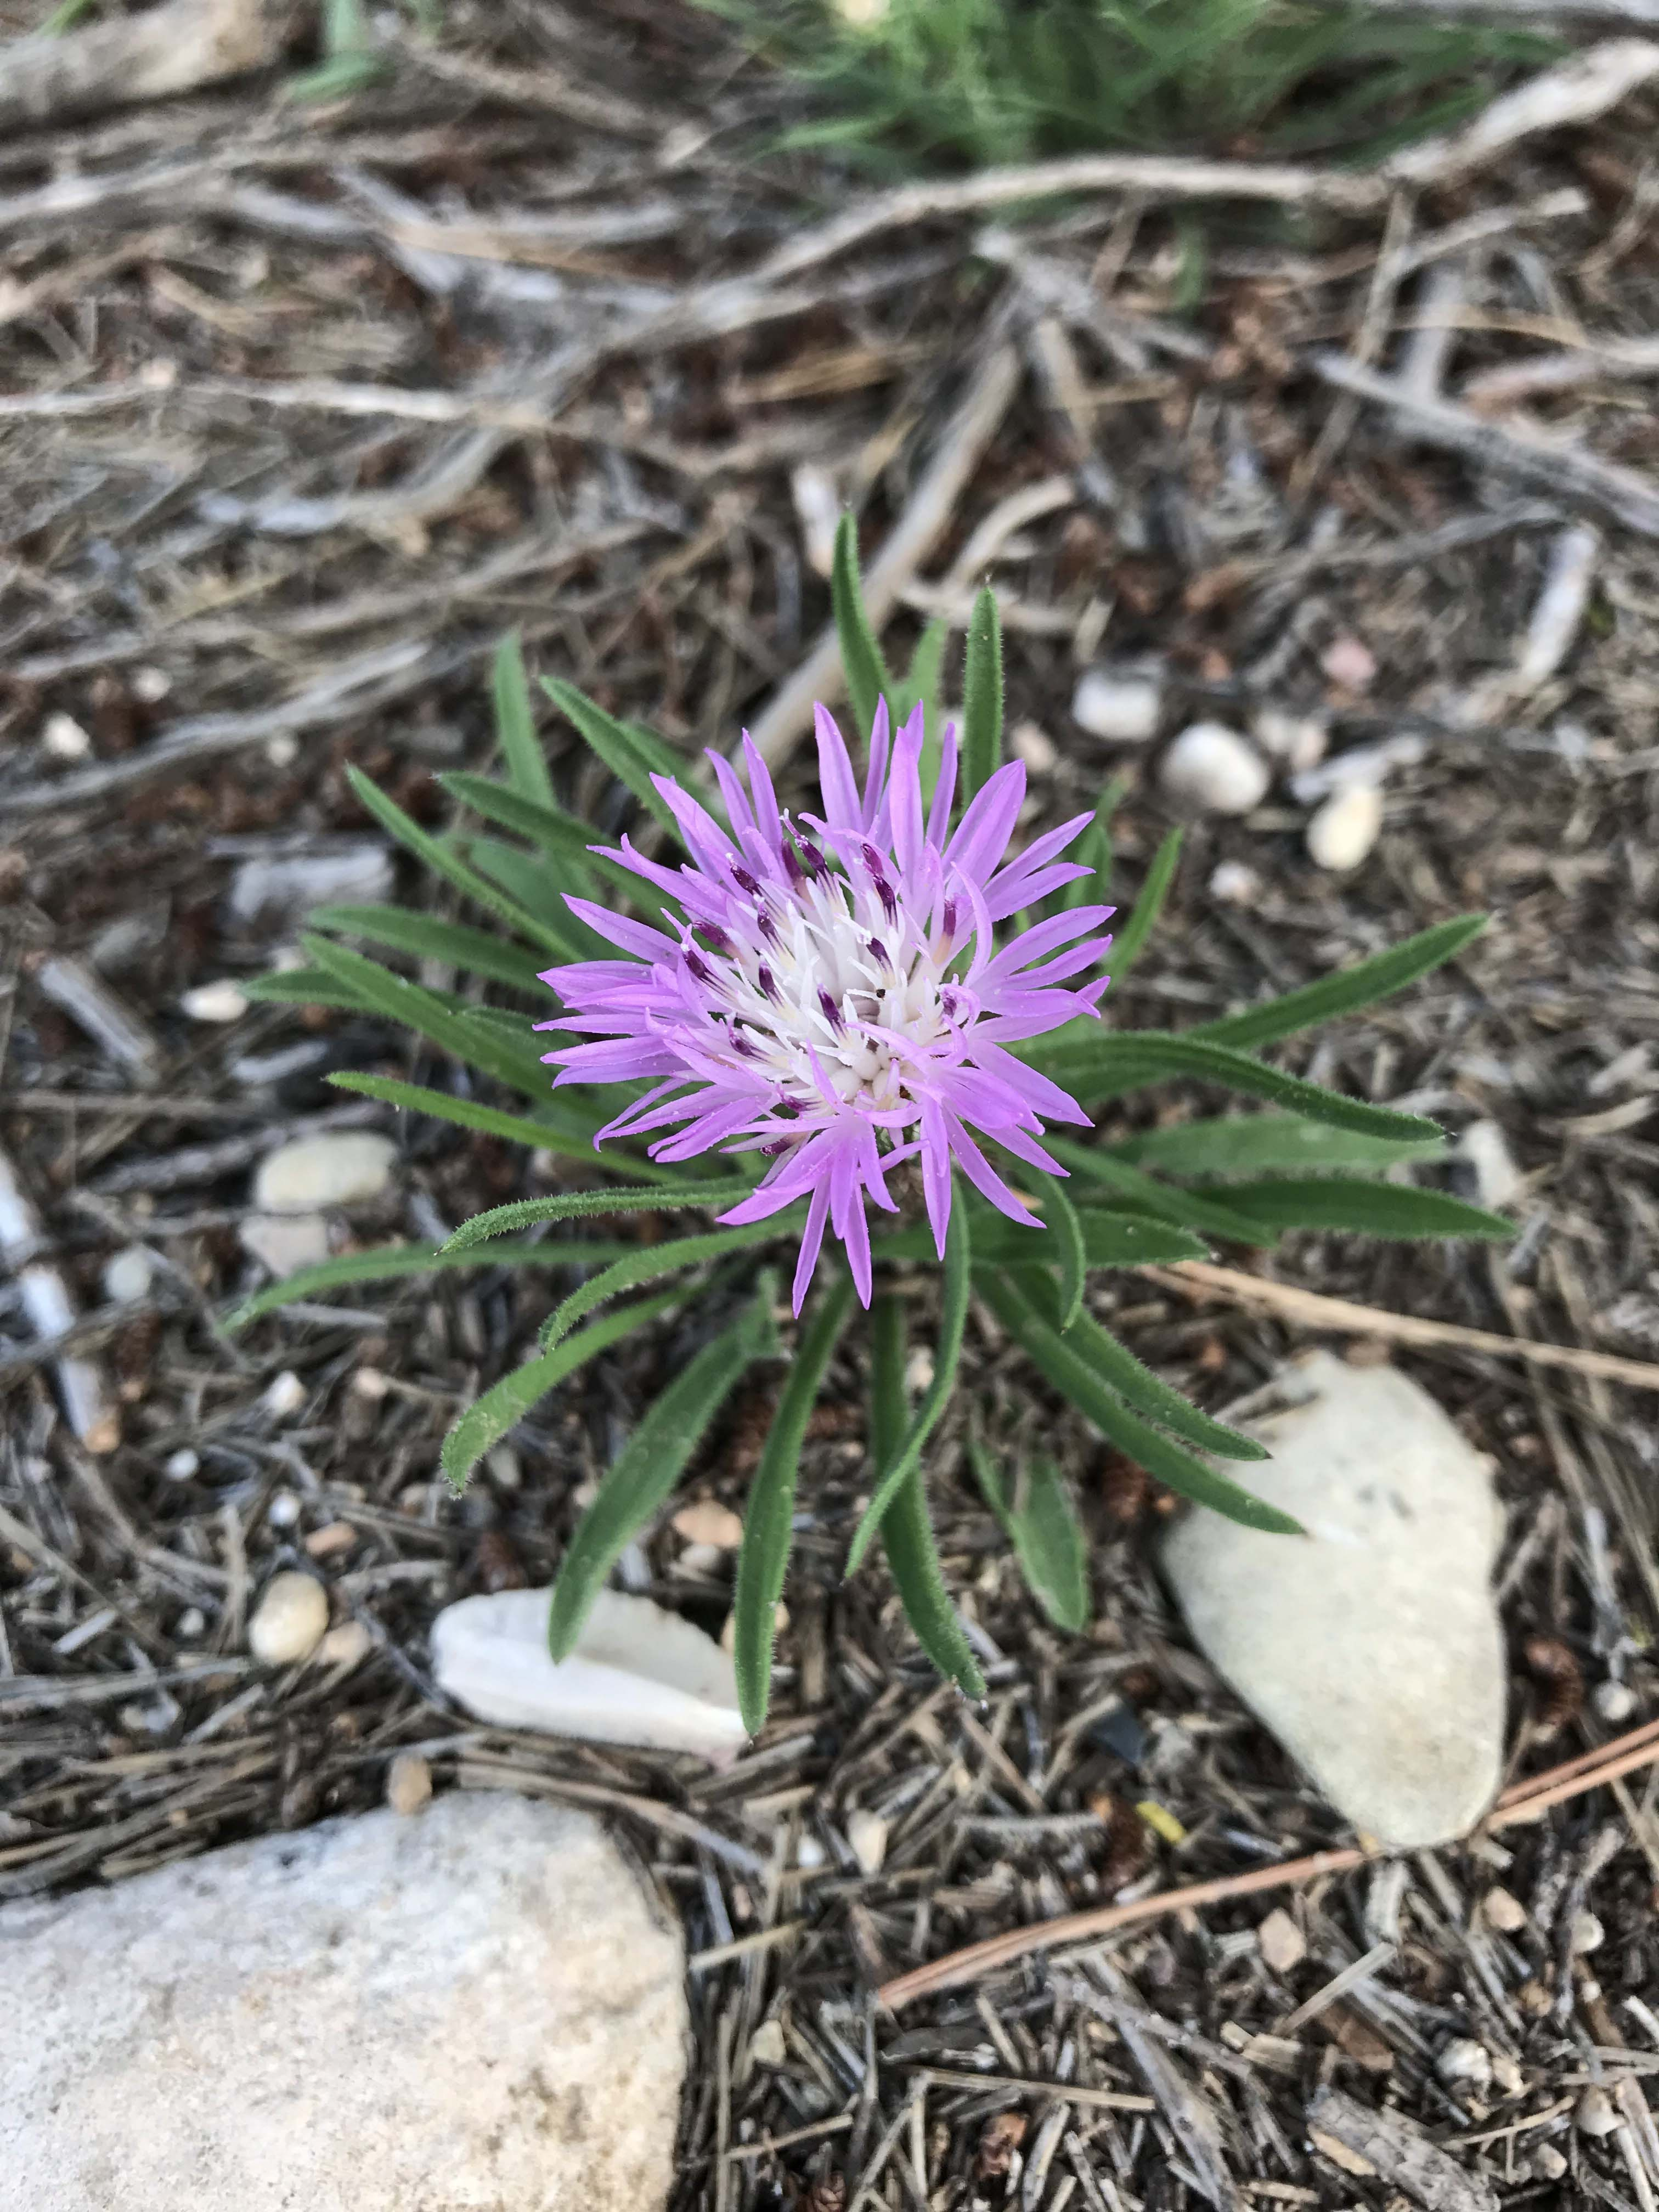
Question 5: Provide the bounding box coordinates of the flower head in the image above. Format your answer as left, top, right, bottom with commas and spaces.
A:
538, 702, 1113, 1310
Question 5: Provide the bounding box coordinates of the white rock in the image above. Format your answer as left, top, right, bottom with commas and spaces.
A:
1306, 783, 1383, 872
673, 1542, 726, 1578
1162, 1351, 1505, 1852
1436, 2038, 1493, 2095
846, 1808, 889, 1877
318, 1619, 373, 1671
247, 1570, 329, 1666
1321, 635, 1377, 692
789, 464, 840, 578
253, 1132, 397, 1214
1531, 2142, 1569, 2181
432, 1587, 748, 1761
1481, 1886, 1528, 1934
1577, 2087, 1620, 2138
1594, 1679, 1637, 1724
179, 980, 249, 1023
386, 1752, 433, 1816
1250, 707, 1327, 774
1158, 723, 1269, 816
266, 1488, 302, 1529
132, 665, 171, 704
239, 1212, 332, 1278
1208, 860, 1261, 905
1072, 669, 1163, 744
1011, 719, 1058, 775
1257, 1906, 1306, 1975
228, 844, 392, 928
749, 2019, 788, 2068
1458, 1121, 1523, 1211
43, 711, 92, 760
259, 1369, 306, 1420
1571, 1910, 1605, 1955
672, 1499, 744, 1549
0, 1794, 685, 2212
101, 1246, 154, 1305
162, 1448, 199, 1483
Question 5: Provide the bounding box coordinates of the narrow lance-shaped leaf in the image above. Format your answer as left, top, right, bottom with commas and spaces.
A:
1109, 1111, 1447, 1182
437, 772, 629, 905
1107, 826, 1182, 979
870, 1296, 986, 1700
970, 1441, 1090, 1634
1045, 1136, 1278, 1245
227, 1237, 652, 1330
732, 1276, 858, 1734
1211, 1177, 1513, 1242
873, 1206, 1208, 1270
1035, 1171, 1088, 1331
301, 935, 549, 1098
311, 904, 548, 994
441, 1290, 683, 1493
492, 631, 555, 809
1193, 914, 1486, 1053
538, 1221, 794, 1353
548, 1283, 779, 1658
325, 1072, 685, 1186
831, 512, 892, 744
845, 1197, 971, 1573
540, 677, 684, 844
440, 1178, 747, 1256
1060, 777, 1125, 911
960, 585, 1003, 802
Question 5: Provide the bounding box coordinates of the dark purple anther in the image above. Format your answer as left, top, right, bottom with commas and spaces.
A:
940, 896, 960, 941
867, 937, 890, 968
685, 947, 714, 986
797, 839, 826, 879
876, 878, 899, 926
755, 907, 781, 948
697, 924, 732, 957
729, 1029, 758, 1058
818, 989, 847, 1035
861, 842, 887, 881
783, 841, 805, 886
757, 962, 780, 1002
733, 864, 763, 899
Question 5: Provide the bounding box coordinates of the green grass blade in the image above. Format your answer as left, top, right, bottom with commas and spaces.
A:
311, 904, 546, 992
1212, 1178, 1513, 1242
342, 765, 575, 961
1109, 1113, 1448, 1181
831, 513, 892, 745
492, 633, 555, 810
732, 1276, 858, 1733
441, 1179, 743, 1255
227, 1237, 650, 1329
540, 678, 683, 843
845, 1198, 970, 1574
442, 1290, 683, 1495
1108, 827, 1182, 979
1045, 1138, 1277, 1245
1193, 915, 1487, 1052
1029, 1030, 1444, 1144
960, 585, 1003, 803
538, 1222, 793, 1352
970, 1441, 1088, 1633
301, 935, 548, 1098
548, 1286, 778, 1657
870, 1295, 985, 1700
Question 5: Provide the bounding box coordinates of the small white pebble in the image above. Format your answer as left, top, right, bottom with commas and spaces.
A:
101, 1246, 154, 1306
749, 2019, 788, 2068
162, 1447, 200, 1483
1011, 719, 1058, 775
674, 1542, 726, 1578
672, 1499, 745, 1550
386, 1751, 433, 1816
1250, 707, 1327, 774
1577, 2086, 1620, 2138
1072, 669, 1162, 744
1306, 782, 1383, 872
264, 732, 300, 769
789, 463, 840, 578
905, 1347, 935, 1396
1491, 2049, 1525, 2099
1256, 1906, 1306, 1975
484, 1443, 522, 1491
1207, 860, 1261, 906
240, 1212, 331, 1279
247, 1570, 329, 1666
132, 666, 171, 704
260, 1370, 306, 1420
1571, 1910, 1605, 1956
1159, 723, 1269, 816
1594, 1679, 1637, 1725
846, 1807, 889, 1877
1531, 2143, 1568, 2181
174, 1606, 207, 1640
795, 1833, 827, 1871
352, 1366, 391, 1402
1321, 634, 1377, 691
1436, 2038, 1493, 2095
253, 1132, 397, 1215
266, 1488, 302, 1528
834, 0, 890, 23
179, 980, 249, 1023
318, 1618, 373, 1671
1459, 1120, 1523, 1211
43, 712, 92, 760
1481, 1886, 1528, 1934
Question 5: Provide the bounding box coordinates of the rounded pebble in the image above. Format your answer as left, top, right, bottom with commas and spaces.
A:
180, 981, 249, 1024
386, 1752, 433, 1817
1011, 720, 1058, 774
1436, 2037, 1492, 2095
162, 1448, 200, 1483
671, 1500, 744, 1550
1306, 782, 1383, 872
1208, 860, 1261, 906
846, 1808, 889, 1877
1458, 1120, 1523, 1211
261, 1370, 307, 1420
175, 1607, 207, 1641
1571, 1910, 1605, 1955
1250, 707, 1327, 774
247, 1571, 329, 1667
253, 1132, 398, 1216
1593, 1679, 1637, 1724
1531, 2143, 1568, 2181
1577, 2086, 1620, 2138
318, 1619, 374, 1671
102, 1246, 154, 1306
266, 1488, 302, 1530
1073, 669, 1163, 744
1158, 724, 1269, 816
1481, 1886, 1527, 1934
749, 2019, 788, 2068
43, 712, 92, 760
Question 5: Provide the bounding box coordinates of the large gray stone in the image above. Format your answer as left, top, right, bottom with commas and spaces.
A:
1, 1791, 686, 2212
1163, 1350, 1505, 1851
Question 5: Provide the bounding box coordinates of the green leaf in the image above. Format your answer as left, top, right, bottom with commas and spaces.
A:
1193, 915, 1487, 1053
1110, 1112, 1448, 1181
538, 1222, 793, 1353
895, 614, 950, 726
1032, 1286, 1266, 1461
492, 633, 555, 810
463, 838, 605, 956
874, 1205, 1207, 1271
869, 1296, 985, 1700
301, 935, 548, 1098
970, 1442, 1089, 1633
831, 512, 892, 745
343, 765, 574, 961
540, 678, 683, 843
1060, 778, 1126, 911
1045, 1138, 1278, 1245
441, 1290, 684, 1494
548, 1285, 778, 1656
732, 1276, 858, 1733
1029, 1030, 1444, 1145
324, 1071, 687, 1184
227, 1237, 650, 1329
845, 1197, 971, 1573
1037, 1171, 1087, 1330
977, 1274, 1297, 1533
438, 773, 624, 904
240, 966, 378, 1014
1211, 1177, 1513, 1242
1108, 826, 1182, 979
440, 1178, 744, 1255
960, 585, 1003, 802
311, 904, 547, 993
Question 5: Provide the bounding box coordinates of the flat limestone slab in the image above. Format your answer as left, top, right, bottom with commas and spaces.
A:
1, 1791, 686, 2212
1163, 1350, 1506, 1851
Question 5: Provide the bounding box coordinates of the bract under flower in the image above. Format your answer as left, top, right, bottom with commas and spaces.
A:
537, 703, 1113, 1309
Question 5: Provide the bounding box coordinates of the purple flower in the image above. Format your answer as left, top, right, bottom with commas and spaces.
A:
537, 702, 1114, 1311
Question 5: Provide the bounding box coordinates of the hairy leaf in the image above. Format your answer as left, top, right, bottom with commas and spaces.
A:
311, 904, 546, 994
342, 765, 574, 960
301, 934, 548, 1098
228, 1237, 649, 1329
961, 585, 1004, 802
440, 1178, 744, 1255
1045, 1138, 1276, 1244
1213, 1177, 1513, 1241
1107, 826, 1182, 979
492, 632, 555, 810
538, 1222, 793, 1352
1193, 914, 1486, 1052
970, 1442, 1090, 1633
324, 1072, 686, 1183
1109, 1111, 1448, 1181
541, 677, 684, 843
831, 511, 892, 743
